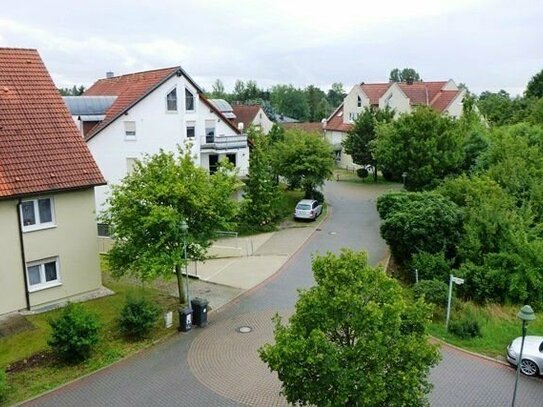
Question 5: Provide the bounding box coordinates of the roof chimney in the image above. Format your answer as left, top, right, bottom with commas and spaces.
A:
106, 71, 114, 79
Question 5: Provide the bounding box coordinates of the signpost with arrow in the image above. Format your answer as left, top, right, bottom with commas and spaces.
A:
446, 274, 465, 330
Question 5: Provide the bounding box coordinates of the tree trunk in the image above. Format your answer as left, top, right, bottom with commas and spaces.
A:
175, 264, 186, 305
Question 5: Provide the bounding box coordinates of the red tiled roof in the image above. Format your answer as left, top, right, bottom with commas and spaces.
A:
323, 105, 352, 133
84, 67, 179, 140
232, 105, 261, 129
0, 48, 105, 199
430, 90, 460, 112
282, 122, 324, 134
360, 83, 390, 105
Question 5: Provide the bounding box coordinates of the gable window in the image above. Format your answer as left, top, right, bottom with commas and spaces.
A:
186, 121, 196, 138
126, 157, 137, 175
124, 121, 136, 140
357, 96, 362, 107
205, 120, 215, 143
166, 88, 177, 111
20, 197, 55, 231
27, 257, 61, 291
185, 88, 195, 111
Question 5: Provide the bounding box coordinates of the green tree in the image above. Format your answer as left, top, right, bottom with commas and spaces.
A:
389, 68, 422, 84
475, 90, 531, 126
373, 107, 463, 189
270, 84, 310, 121
259, 249, 440, 407
525, 69, 543, 99
210, 79, 226, 99
326, 82, 346, 109
305, 85, 328, 122
239, 128, 281, 231
58, 85, 86, 96
102, 147, 239, 305
342, 106, 394, 181
233, 80, 246, 102
273, 129, 334, 197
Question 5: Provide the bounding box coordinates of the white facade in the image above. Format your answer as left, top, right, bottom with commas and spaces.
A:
251, 107, 274, 134
86, 74, 249, 212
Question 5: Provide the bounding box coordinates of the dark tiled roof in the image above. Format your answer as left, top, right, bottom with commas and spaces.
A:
232, 105, 261, 129
323, 105, 352, 133
0, 48, 105, 199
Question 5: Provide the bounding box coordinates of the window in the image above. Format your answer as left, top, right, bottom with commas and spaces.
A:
126, 157, 137, 175
185, 88, 195, 111
227, 153, 236, 167
205, 120, 215, 143
20, 197, 55, 231
97, 223, 111, 237
124, 121, 136, 140
348, 112, 357, 122
26, 257, 61, 291
357, 95, 362, 107
166, 88, 177, 111
209, 154, 219, 174
186, 121, 196, 138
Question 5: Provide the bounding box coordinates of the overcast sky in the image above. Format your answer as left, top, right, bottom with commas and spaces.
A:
1, 0, 541, 96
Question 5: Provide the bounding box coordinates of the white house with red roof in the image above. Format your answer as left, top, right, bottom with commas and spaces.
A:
324, 80, 466, 168
68, 67, 250, 212
0, 48, 106, 315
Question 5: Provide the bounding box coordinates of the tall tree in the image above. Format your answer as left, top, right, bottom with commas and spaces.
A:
58, 85, 86, 96
270, 84, 310, 121
233, 80, 246, 102
102, 147, 239, 305
326, 82, 346, 109
259, 249, 440, 407
210, 79, 226, 99
273, 128, 334, 197
305, 85, 328, 122
389, 68, 422, 84
525, 69, 543, 99
342, 106, 394, 181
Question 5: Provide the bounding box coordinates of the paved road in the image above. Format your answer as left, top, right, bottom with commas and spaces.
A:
26, 181, 543, 406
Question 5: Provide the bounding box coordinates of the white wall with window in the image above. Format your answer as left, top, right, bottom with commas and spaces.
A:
166, 88, 177, 112
26, 257, 61, 292
343, 86, 369, 125
20, 197, 55, 232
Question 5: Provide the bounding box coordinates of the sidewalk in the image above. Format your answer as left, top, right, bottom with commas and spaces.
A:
177, 221, 323, 312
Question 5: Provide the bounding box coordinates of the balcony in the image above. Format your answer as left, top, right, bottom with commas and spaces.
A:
200, 134, 247, 150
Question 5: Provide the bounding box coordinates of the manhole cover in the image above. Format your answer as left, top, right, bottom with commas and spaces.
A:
237, 326, 253, 333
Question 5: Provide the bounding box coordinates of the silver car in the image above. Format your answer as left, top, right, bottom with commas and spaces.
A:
294, 199, 323, 221
506, 335, 543, 376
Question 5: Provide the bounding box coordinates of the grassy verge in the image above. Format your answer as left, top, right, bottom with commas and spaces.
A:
0, 270, 179, 406
427, 302, 543, 358
334, 167, 396, 185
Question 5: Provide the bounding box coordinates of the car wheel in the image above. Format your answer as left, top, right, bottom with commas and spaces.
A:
520, 359, 539, 376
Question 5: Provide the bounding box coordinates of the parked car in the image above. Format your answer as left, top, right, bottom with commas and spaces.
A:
294, 199, 322, 221
506, 335, 543, 376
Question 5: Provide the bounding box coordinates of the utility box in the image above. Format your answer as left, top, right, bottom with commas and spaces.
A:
178, 307, 193, 332
191, 297, 209, 327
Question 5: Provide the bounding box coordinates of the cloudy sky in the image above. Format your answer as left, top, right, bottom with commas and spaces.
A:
1, 0, 541, 96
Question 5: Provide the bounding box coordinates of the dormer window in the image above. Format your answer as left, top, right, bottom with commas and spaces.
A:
166, 88, 177, 111
357, 96, 362, 108
185, 88, 195, 111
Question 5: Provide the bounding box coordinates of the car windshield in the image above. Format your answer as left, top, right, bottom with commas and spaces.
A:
296, 204, 311, 210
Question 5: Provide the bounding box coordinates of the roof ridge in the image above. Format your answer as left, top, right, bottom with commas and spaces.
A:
0, 47, 38, 52
99, 66, 180, 80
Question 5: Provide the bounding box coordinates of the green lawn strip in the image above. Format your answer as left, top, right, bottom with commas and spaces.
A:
1, 271, 179, 406
333, 167, 394, 185
428, 304, 543, 358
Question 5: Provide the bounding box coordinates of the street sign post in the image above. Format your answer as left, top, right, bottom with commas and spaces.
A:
446, 274, 465, 330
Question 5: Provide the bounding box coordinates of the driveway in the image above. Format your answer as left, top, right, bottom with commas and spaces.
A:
25, 180, 543, 406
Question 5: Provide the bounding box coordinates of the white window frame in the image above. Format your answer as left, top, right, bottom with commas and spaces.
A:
186, 121, 196, 139
26, 257, 61, 292
166, 87, 178, 112
124, 121, 136, 140
20, 197, 56, 232
126, 157, 138, 175
185, 88, 195, 112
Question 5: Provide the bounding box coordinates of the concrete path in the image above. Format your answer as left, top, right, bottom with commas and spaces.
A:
23, 180, 543, 406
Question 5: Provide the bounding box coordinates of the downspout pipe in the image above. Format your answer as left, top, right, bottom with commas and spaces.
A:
16, 199, 31, 310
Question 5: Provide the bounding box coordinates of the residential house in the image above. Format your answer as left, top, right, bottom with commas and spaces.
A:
71, 67, 249, 212
0, 48, 106, 316
324, 80, 466, 168
231, 104, 274, 134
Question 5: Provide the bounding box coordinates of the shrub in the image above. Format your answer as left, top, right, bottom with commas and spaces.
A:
449, 318, 482, 339
410, 252, 451, 282
119, 296, 160, 339
0, 368, 7, 401
413, 280, 449, 307
48, 303, 101, 363
305, 189, 324, 203
356, 167, 369, 178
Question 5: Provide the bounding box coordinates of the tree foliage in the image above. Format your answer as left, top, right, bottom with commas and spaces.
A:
273, 129, 334, 197
342, 106, 394, 181
270, 84, 310, 121
58, 85, 85, 96
373, 107, 463, 189
259, 249, 440, 407
102, 147, 239, 304
525, 69, 543, 99
389, 68, 422, 84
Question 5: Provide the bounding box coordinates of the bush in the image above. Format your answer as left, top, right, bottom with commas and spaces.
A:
304, 189, 324, 203
356, 167, 369, 178
410, 252, 451, 282
413, 280, 449, 307
449, 318, 482, 339
119, 297, 160, 339
0, 368, 7, 401
48, 303, 101, 363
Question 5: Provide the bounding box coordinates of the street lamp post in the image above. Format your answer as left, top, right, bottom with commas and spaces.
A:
511, 305, 536, 407
180, 220, 190, 307
177, 219, 193, 332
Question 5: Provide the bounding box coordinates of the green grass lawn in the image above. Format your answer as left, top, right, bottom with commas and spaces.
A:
334, 167, 396, 185
0, 269, 179, 406
428, 302, 543, 358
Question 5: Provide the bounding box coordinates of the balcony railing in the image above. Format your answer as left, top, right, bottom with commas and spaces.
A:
200, 134, 247, 150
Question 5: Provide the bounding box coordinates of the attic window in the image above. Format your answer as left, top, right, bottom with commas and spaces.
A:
357, 96, 362, 107
166, 88, 177, 111
124, 121, 136, 140
185, 89, 195, 111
